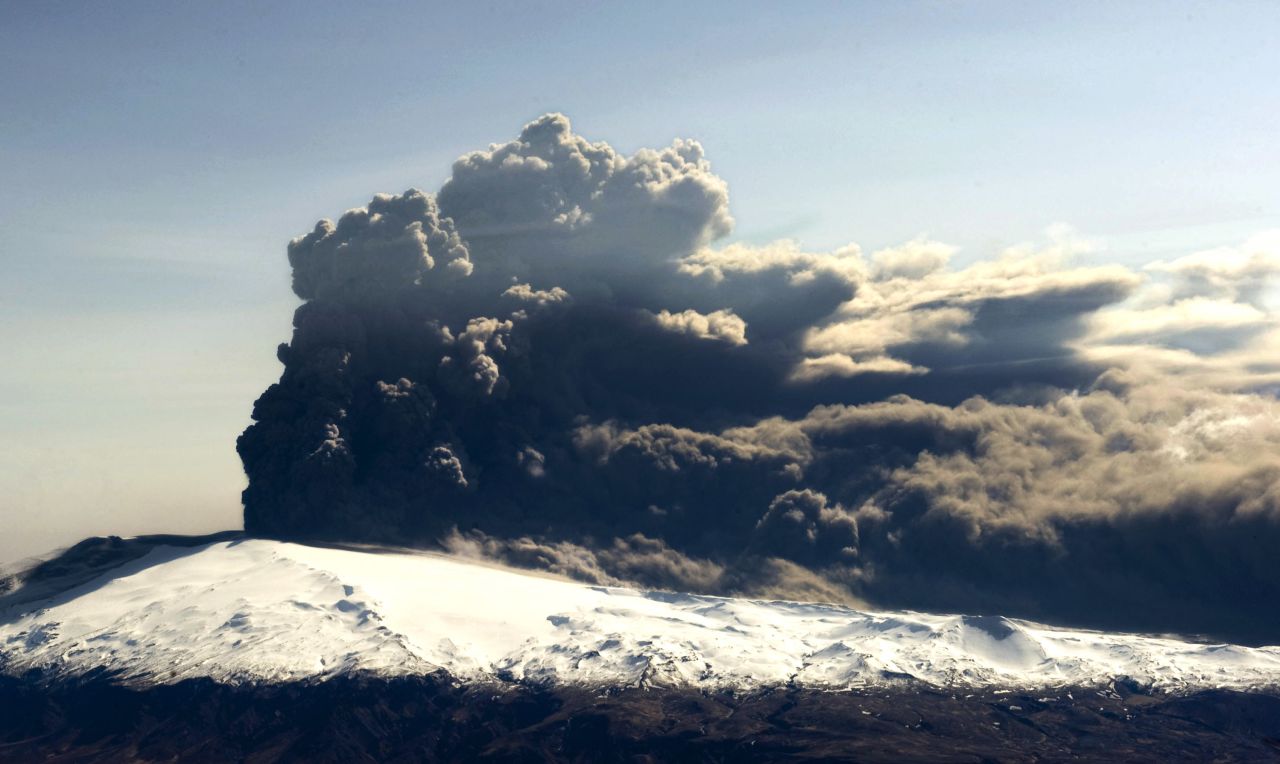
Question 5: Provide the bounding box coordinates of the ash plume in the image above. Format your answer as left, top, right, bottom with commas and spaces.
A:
239, 114, 1280, 644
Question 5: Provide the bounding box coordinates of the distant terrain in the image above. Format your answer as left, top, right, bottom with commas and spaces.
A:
3, 675, 1280, 762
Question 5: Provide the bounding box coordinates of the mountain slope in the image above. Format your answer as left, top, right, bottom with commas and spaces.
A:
3, 538, 1278, 692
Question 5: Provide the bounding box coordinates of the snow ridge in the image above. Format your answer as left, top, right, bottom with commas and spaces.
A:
2, 540, 1278, 692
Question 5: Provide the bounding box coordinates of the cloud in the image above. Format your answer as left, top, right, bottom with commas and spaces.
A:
869, 238, 954, 281
1076, 229, 1280, 390
288, 190, 471, 303
1086, 297, 1268, 344
794, 241, 1139, 380
439, 316, 514, 398
678, 239, 866, 286
239, 114, 1280, 644
788, 354, 927, 381
501, 283, 571, 308
802, 307, 972, 362
750, 489, 860, 565
650, 308, 748, 345
436, 113, 731, 301
1146, 230, 1280, 306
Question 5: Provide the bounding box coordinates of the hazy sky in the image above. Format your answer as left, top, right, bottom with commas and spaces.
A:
2, 1, 1278, 563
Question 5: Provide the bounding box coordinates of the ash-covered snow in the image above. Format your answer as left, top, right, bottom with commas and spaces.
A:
2, 539, 1278, 692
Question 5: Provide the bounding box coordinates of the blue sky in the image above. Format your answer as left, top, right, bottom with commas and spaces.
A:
2, 1, 1278, 561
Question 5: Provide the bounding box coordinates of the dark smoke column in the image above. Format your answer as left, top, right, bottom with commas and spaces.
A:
235, 113, 782, 548
238, 189, 474, 539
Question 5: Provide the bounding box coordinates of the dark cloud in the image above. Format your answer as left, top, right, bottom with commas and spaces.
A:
239, 114, 1280, 644
288, 190, 471, 303
749, 489, 860, 566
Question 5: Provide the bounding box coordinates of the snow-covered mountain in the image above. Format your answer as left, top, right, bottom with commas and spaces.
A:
3, 538, 1278, 693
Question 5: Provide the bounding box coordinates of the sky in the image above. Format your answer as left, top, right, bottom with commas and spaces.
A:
2, 1, 1279, 566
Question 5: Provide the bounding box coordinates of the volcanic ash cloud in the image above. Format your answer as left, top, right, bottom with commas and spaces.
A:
239, 114, 1280, 644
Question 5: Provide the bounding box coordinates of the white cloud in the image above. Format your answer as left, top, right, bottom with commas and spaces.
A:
650, 308, 748, 345
788, 353, 927, 381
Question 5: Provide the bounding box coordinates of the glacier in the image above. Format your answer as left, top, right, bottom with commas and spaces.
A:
2, 538, 1278, 692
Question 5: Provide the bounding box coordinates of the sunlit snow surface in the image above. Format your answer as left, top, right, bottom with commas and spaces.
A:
2, 540, 1278, 691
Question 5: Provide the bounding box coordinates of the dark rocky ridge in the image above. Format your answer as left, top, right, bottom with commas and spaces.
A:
2, 673, 1279, 762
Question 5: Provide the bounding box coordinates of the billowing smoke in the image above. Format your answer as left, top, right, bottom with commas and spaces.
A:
239, 115, 1280, 644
